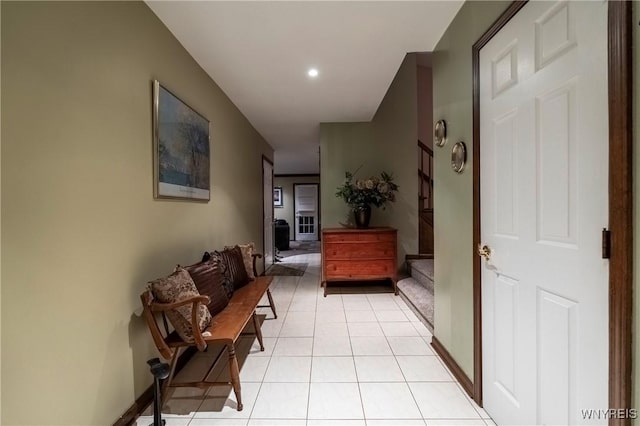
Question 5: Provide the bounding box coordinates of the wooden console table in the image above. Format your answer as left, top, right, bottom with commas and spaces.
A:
321, 227, 398, 296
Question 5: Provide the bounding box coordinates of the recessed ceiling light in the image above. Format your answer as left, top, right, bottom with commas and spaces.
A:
307, 68, 319, 78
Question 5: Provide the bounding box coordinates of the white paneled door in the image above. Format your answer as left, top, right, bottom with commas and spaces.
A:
480, 1, 608, 425
263, 158, 274, 267
294, 184, 319, 241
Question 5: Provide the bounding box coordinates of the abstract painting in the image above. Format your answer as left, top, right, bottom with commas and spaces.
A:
153, 80, 210, 201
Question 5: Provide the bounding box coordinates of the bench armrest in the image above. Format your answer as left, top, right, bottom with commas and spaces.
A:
150, 294, 210, 351
251, 253, 263, 277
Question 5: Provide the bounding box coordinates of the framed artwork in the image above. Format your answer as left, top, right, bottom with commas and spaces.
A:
153, 80, 210, 201
274, 187, 283, 207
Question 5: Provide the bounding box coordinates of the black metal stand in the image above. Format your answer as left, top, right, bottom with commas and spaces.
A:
147, 358, 170, 426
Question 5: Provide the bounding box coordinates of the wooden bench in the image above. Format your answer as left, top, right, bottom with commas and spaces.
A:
140, 254, 274, 411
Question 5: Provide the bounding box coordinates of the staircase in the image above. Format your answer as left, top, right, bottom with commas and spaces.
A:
397, 141, 435, 331
397, 257, 434, 332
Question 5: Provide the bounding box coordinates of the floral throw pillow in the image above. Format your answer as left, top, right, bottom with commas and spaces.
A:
215, 246, 250, 291
149, 268, 212, 343
224, 242, 256, 280
207, 251, 234, 299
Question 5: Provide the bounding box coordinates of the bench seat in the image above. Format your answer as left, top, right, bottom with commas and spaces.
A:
141, 274, 274, 412
161, 276, 272, 348
207, 276, 272, 343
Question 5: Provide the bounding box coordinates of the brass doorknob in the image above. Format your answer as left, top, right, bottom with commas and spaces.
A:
477, 244, 492, 260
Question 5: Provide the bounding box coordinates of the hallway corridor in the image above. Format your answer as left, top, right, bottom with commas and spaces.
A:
137, 253, 493, 425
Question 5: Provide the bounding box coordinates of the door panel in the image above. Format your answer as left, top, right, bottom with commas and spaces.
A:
537, 289, 577, 426
493, 275, 518, 402
480, 1, 608, 424
493, 109, 518, 238
536, 81, 578, 246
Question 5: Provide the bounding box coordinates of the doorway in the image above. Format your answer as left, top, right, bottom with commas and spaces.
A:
262, 156, 275, 267
293, 183, 319, 241
472, 1, 633, 424
398, 53, 435, 331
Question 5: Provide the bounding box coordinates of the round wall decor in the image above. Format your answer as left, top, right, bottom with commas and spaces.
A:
434, 120, 447, 147
451, 141, 467, 173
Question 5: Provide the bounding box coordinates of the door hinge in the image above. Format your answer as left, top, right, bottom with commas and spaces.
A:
602, 228, 611, 259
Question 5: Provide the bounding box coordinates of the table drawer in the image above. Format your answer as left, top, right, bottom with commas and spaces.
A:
324, 260, 396, 278
323, 241, 395, 260
323, 231, 396, 243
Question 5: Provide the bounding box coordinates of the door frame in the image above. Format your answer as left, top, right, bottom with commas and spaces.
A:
471, 2, 633, 423
262, 155, 274, 266
292, 182, 320, 241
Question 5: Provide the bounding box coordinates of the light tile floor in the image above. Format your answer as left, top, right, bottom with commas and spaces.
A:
137, 253, 494, 426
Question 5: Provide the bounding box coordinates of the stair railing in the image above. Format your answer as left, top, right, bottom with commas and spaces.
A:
418, 140, 433, 210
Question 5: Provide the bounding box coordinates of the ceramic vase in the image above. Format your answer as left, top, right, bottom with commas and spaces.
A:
354, 205, 371, 228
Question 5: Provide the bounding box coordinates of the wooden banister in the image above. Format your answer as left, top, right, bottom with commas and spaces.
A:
417, 140, 434, 210
418, 140, 435, 254
417, 139, 434, 157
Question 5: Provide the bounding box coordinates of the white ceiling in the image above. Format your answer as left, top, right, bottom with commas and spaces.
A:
147, 1, 463, 174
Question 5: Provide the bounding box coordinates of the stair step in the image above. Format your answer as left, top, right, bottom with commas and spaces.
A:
407, 259, 434, 293
397, 277, 433, 331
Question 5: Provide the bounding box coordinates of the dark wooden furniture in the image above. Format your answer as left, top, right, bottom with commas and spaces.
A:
321, 227, 398, 296
140, 255, 274, 412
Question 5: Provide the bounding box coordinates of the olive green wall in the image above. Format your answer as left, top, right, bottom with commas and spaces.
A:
633, 0, 639, 416
320, 54, 419, 265
431, 1, 510, 378
1, 2, 272, 425
371, 53, 419, 261
320, 122, 376, 229
274, 175, 320, 240
0, 3, 3, 421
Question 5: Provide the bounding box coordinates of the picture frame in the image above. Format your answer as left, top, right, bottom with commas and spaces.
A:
153, 80, 210, 201
274, 187, 283, 207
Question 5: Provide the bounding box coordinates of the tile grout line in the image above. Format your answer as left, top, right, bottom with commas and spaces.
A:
378, 306, 427, 422
344, 295, 368, 423
452, 378, 491, 421
304, 272, 316, 424
248, 274, 291, 421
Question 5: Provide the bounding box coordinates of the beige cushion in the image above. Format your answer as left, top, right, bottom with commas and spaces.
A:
149, 268, 212, 343
207, 251, 234, 299
225, 242, 256, 280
